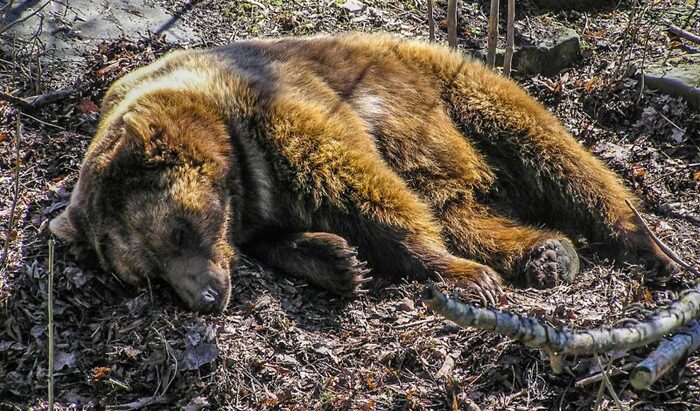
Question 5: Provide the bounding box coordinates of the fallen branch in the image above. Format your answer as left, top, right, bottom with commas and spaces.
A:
630, 320, 700, 390
668, 25, 700, 45
422, 284, 700, 367
625, 199, 700, 277
0, 88, 74, 111
637, 72, 700, 111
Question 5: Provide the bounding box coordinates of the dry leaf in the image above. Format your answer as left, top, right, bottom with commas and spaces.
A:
92, 366, 111, 379
78, 99, 100, 113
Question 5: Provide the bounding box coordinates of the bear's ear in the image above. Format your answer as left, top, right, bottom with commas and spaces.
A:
49, 208, 80, 242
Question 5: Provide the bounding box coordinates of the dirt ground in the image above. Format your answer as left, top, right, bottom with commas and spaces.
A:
1, 1, 699, 410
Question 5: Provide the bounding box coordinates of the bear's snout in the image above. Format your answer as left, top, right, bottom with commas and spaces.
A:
194, 284, 224, 313
162, 258, 232, 313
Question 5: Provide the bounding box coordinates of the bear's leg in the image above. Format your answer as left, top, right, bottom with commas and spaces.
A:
438, 202, 579, 288
444, 79, 675, 276
264, 99, 503, 302
243, 232, 372, 296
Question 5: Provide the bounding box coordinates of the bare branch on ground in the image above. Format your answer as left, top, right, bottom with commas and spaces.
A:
668, 25, 700, 44
0, 88, 74, 111
422, 284, 700, 364
630, 320, 700, 389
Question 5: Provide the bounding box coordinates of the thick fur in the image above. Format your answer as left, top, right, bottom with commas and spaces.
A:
50, 33, 674, 312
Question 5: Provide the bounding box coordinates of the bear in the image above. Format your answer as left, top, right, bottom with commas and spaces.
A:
49, 33, 675, 313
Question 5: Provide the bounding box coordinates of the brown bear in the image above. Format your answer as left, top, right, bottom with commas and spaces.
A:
50, 33, 674, 313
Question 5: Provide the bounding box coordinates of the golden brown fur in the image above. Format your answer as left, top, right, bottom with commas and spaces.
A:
50, 33, 674, 312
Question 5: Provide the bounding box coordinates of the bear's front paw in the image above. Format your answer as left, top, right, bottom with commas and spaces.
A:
327, 245, 373, 296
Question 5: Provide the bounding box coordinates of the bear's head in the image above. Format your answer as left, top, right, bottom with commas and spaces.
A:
50, 91, 236, 313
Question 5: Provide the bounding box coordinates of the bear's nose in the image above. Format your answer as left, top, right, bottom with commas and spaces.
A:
197, 287, 219, 313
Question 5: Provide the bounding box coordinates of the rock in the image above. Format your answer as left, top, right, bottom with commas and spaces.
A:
1, 0, 198, 66
473, 27, 580, 77
341, 0, 366, 13
514, 27, 580, 76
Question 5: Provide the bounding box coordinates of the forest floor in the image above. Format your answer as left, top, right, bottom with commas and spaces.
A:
0, 0, 699, 410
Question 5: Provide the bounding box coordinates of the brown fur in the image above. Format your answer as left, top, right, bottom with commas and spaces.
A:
50, 33, 674, 312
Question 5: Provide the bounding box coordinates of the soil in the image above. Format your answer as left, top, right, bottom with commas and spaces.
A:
0, 1, 698, 410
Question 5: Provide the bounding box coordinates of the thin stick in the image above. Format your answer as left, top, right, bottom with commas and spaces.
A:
624, 199, 700, 276
577, 363, 636, 387
503, 0, 515, 77
447, 0, 457, 48
595, 354, 626, 411
48, 238, 55, 410
486, 0, 500, 68
427, 0, 435, 42
0, 116, 21, 269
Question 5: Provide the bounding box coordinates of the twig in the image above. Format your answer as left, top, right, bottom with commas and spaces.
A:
393, 317, 438, 329
503, 0, 515, 77
447, 0, 457, 48
595, 354, 626, 411
630, 320, 700, 390
486, 0, 500, 68
624, 199, 700, 277
0, 116, 22, 269
48, 238, 55, 411
0, 88, 74, 111
668, 25, 700, 45
427, 0, 435, 42
577, 363, 636, 387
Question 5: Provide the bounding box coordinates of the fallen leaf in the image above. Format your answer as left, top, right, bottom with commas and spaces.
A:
341, 0, 364, 12
78, 99, 99, 113
631, 164, 646, 178
183, 342, 219, 370
123, 346, 141, 359
397, 297, 414, 312
93, 366, 111, 379
53, 351, 76, 371
183, 396, 209, 411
